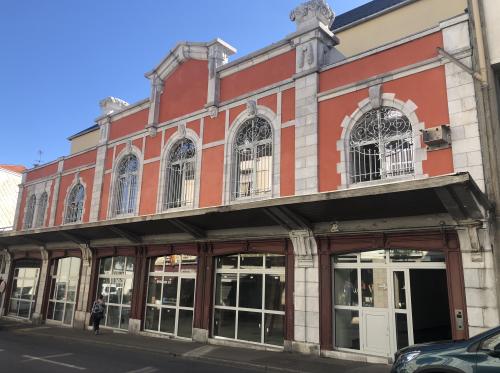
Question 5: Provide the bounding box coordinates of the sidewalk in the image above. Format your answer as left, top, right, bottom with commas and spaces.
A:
3, 320, 390, 373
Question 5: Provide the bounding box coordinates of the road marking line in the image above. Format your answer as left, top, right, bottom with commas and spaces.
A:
125, 367, 158, 373
22, 355, 86, 370
23, 353, 73, 361
182, 345, 216, 358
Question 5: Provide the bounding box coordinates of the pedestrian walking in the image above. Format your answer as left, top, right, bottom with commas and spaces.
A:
91, 294, 105, 335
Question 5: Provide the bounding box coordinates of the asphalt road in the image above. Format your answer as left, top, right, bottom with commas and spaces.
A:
0, 320, 391, 373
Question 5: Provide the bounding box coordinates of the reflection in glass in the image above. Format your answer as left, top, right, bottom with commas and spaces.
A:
214, 309, 235, 339
335, 310, 360, 350
109, 278, 124, 304
54, 302, 64, 321
122, 278, 133, 305
113, 256, 126, 275
334, 253, 358, 263
100, 258, 112, 275
264, 314, 284, 346
107, 305, 120, 328
265, 255, 285, 268
147, 277, 162, 304
393, 272, 406, 309
240, 254, 263, 269
121, 307, 130, 330
180, 255, 197, 272
180, 278, 195, 307
239, 274, 262, 309
164, 255, 180, 272
216, 255, 238, 269
177, 310, 193, 338
238, 311, 261, 343
265, 274, 285, 311
215, 274, 237, 307
162, 277, 178, 306
360, 250, 386, 263
64, 304, 74, 325
389, 250, 445, 263
125, 257, 135, 274
361, 268, 388, 308
97, 278, 110, 302
150, 257, 166, 272
145, 306, 160, 331
160, 308, 175, 334
334, 269, 358, 306
395, 313, 409, 350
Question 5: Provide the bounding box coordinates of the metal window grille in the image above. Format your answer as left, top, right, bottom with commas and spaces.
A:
65, 184, 85, 223
164, 139, 196, 210
35, 192, 48, 227
114, 154, 139, 216
232, 117, 272, 200
24, 195, 36, 229
350, 107, 414, 183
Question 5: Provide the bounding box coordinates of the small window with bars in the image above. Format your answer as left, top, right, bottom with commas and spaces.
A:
163, 139, 196, 210
114, 154, 139, 216
232, 117, 273, 200
349, 107, 414, 184
24, 194, 36, 229
65, 184, 84, 223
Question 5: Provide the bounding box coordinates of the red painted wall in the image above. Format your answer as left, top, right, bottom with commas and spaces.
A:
220, 50, 296, 102
319, 32, 443, 92
144, 133, 162, 160
109, 109, 149, 141
25, 162, 58, 183
63, 149, 97, 171
203, 111, 226, 144
281, 88, 295, 124
199, 145, 224, 207
99, 173, 111, 221
139, 161, 160, 215
158, 59, 209, 123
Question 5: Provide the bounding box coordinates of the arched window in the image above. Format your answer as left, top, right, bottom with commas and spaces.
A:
114, 154, 139, 216
35, 192, 48, 227
164, 139, 196, 210
24, 195, 36, 229
232, 117, 273, 200
350, 107, 414, 183
65, 184, 84, 223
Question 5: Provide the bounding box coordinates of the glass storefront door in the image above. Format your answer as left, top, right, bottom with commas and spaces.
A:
8, 261, 40, 319
96, 256, 135, 330
144, 255, 197, 338
333, 249, 448, 357
47, 257, 81, 325
213, 253, 286, 346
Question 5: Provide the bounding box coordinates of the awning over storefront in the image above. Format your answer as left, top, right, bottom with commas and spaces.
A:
0, 173, 492, 251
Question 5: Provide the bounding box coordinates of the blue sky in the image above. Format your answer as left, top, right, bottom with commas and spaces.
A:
0, 0, 369, 168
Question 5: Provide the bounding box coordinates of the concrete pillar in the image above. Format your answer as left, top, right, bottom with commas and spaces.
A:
288, 229, 320, 355
73, 245, 93, 329
32, 247, 49, 325
457, 225, 499, 336
0, 249, 12, 316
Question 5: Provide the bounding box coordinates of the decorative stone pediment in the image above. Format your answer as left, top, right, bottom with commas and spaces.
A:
99, 97, 129, 115
145, 39, 236, 82
290, 0, 335, 32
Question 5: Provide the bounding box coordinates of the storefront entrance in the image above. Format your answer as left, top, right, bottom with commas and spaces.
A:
8, 260, 40, 320
333, 249, 451, 357
46, 257, 81, 326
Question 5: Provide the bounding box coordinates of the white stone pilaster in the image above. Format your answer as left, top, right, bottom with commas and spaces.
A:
48, 158, 64, 227
0, 249, 12, 316
32, 247, 49, 325
207, 40, 236, 108
89, 145, 107, 222
289, 229, 320, 354
73, 244, 93, 330
146, 75, 164, 137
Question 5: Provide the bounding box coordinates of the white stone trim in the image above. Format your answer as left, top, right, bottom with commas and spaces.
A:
336, 93, 426, 189
107, 144, 144, 219
223, 104, 281, 204
156, 128, 202, 213
60, 173, 88, 225
22, 180, 52, 230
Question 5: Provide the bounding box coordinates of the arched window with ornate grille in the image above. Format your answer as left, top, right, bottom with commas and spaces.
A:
35, 192, 48, 227
232, 116, 273, 200
65, 184, 85, 223
114, 154, 139, 216
24, 194, 36, 229
349, 107, 414, 183
163, 139, 196, 210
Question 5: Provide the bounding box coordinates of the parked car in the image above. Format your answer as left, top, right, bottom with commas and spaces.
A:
391, 326, 500, 372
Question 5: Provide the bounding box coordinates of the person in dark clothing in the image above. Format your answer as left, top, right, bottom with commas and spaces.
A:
91, 294, 106, 335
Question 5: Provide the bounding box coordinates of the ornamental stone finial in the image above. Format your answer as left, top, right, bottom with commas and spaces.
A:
99, 96, 129, 115
290, 0, 335, 31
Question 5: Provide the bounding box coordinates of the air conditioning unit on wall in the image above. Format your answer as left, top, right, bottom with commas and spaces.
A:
422, 125, 451, 150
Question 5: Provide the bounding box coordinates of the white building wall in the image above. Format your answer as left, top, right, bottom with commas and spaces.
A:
0, 168, 22, 231
482, 0, 500, 66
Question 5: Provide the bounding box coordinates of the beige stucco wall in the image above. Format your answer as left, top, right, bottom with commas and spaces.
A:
70, 129, 99, 154
482, 0, 500, 65
335, 0, 468, 57
0, 169, 22, 230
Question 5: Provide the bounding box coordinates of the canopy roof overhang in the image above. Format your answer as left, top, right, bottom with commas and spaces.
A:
0, 173, 492, 250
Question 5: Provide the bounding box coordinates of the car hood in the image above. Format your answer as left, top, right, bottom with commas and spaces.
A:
397, 339, 469, 355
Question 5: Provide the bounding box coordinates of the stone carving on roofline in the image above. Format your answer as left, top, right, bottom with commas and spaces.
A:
290, 0, 335, 31
99, 96, 129, 116
246, 100, 258, 116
